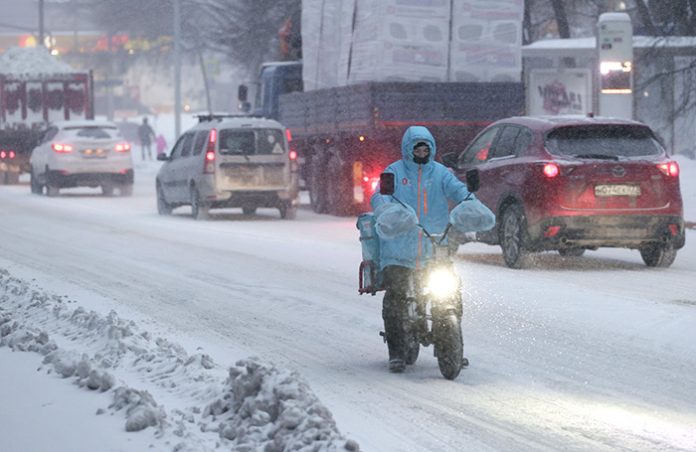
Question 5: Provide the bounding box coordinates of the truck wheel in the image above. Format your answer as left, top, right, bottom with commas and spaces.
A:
308, 155, 328, 213
279, 203, 297, 220
242, 207, 257, 215
326, 156, 352, 216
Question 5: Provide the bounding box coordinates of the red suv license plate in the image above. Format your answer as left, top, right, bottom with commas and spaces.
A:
595, 184, 641, 197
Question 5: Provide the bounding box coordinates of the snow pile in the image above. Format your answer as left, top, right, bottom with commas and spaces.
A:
205, 358, 359, 451
0, 269, 358, 451
0, 46, 75, 76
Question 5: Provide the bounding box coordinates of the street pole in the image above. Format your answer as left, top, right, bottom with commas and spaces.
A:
107, 31, 114, 120
174, 0, 182, 140
38, 0, 45, 47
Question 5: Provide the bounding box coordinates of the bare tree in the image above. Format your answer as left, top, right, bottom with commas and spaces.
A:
203, 0, 301, 75
633, 0, 696, 36
550, 0, 571, 38
523, 0, 607, 41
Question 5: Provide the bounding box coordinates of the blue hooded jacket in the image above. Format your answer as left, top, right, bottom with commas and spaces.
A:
371, 126, 473, 269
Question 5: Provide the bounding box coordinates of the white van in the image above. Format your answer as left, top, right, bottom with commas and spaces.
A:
155, 115, 299, 219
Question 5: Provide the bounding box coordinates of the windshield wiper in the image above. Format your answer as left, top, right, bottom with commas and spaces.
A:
571, 153, 619, 161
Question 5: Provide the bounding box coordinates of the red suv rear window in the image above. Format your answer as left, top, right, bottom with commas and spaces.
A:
545, 125, 662, 159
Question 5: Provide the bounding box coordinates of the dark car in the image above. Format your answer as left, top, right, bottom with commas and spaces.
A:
445, 115, 685, 268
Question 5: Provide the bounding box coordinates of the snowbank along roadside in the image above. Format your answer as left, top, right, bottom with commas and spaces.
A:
0, 269, 359, 452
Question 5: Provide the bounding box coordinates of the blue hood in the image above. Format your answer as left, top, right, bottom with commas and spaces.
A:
401, 126, 436, 168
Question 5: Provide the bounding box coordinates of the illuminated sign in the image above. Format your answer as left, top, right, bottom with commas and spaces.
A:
600, 61, 632, 93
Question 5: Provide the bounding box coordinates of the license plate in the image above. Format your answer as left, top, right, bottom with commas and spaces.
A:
595, 184, 641, 197
81, 148, 106, 158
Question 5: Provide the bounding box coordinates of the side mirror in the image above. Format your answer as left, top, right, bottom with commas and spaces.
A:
466, 169, 480, 193
379, 172, 395, 196
441, 152, 458, 168
238, 84, 248, 102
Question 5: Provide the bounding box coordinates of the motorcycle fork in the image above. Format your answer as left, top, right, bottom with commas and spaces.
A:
401, 275, 429, 345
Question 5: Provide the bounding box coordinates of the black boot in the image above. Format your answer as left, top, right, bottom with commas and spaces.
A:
383, 289, 406, 373
388, 358, 406, 373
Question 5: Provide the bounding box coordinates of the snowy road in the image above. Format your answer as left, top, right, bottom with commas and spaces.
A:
1, 162, 696, 451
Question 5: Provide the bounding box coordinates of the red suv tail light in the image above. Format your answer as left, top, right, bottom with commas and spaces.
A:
52, 143, 73, 153
204, 128, 216, 174
542, 162, 560, 178
657, 161, 679, 177
114, 142, 131, 152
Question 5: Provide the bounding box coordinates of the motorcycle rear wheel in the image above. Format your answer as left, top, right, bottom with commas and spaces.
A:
434, 314, 463, 380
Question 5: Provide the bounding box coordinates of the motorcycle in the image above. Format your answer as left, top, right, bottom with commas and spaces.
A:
358, 170, 480, 380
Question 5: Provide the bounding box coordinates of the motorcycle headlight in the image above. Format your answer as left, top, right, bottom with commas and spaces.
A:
425, 268, 459, 299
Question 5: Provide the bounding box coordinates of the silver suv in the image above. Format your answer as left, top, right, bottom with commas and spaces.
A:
155, 115, 299, 219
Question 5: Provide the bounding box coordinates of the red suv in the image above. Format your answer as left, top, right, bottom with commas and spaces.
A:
445, 115, 685, 268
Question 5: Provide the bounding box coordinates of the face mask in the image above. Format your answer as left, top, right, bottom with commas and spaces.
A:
413, 143, 430, 164
413, 154, 430, 164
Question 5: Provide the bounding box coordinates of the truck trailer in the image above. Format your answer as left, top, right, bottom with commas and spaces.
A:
0, 71, 94, 184
241, 61, 525, 216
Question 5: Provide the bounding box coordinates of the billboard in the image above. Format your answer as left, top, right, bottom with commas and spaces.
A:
527, 69, 592, 116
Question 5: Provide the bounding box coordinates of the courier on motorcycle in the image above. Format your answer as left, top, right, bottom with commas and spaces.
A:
358, 126, 495, 379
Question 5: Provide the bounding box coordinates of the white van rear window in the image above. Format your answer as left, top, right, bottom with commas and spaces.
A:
219, 129, 285, 155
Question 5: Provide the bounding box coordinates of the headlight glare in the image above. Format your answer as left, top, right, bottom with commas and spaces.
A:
425, 268, 459, 299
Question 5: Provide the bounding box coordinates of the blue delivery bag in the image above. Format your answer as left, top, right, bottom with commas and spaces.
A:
356, 212, 383, 294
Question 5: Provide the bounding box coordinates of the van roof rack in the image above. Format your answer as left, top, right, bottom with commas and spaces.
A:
196, 113, 248, 123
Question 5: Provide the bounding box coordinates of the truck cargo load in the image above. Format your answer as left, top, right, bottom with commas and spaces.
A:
239, 0, 526, 216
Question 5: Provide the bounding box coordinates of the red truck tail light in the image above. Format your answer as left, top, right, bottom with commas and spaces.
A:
657, 161, 679, 177
0, 151, 5, 159
9, 150, 15, 159
286, 129, 299, 170
360, 170, 381, 194
52, 143, 73, 153
543, 162, 560, 178
204, 128, 216, 173
114, 142, 131, 152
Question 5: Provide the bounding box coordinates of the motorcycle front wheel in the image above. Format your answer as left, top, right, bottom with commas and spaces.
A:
433, 314, 463, 380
